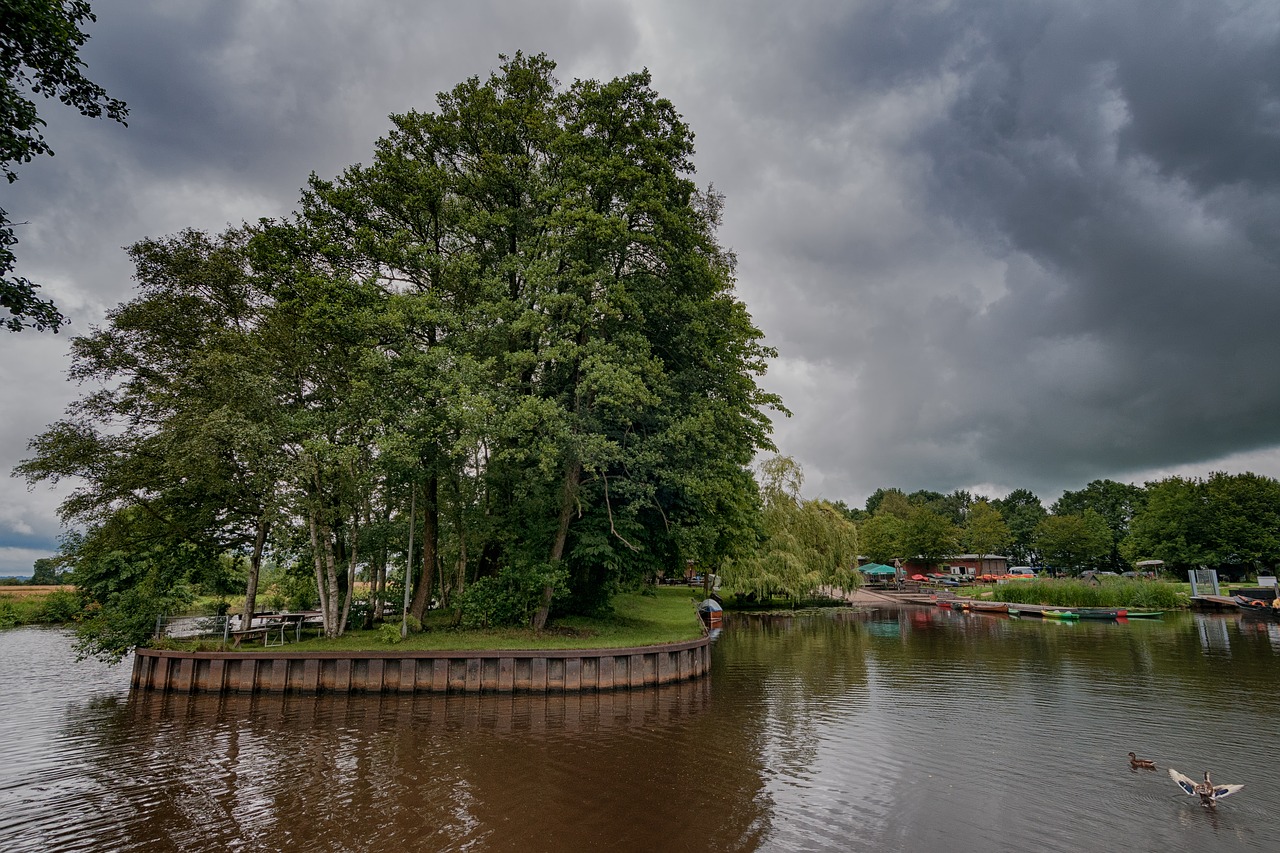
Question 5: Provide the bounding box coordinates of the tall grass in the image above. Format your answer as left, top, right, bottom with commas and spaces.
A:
0, 589, 82, 628
993, 579, 1188, 609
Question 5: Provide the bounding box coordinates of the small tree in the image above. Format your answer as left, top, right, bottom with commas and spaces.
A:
1035, 510, 1111, 574
963, 500, 1011, 559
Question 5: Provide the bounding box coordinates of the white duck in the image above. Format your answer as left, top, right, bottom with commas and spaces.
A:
1168, 768, 1244, 808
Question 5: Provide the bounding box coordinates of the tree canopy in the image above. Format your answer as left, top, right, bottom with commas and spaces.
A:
18, 54, 784, 656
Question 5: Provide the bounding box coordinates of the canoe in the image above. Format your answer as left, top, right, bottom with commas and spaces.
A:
1007, 606, 1042, 617
1123, 610, 1165, 619
1075, 607, 1127, 620
1041, 609, 1080, 621
969, 601, 1009, 614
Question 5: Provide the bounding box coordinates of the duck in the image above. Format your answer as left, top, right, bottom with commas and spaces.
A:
1168, 768, 1244, 808
1128, 752, 1156, 770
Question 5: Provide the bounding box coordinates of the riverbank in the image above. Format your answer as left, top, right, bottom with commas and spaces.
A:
0, 586, 79, 628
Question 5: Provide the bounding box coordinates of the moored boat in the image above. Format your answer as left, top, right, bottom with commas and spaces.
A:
1041, 609, 1080, 621
1123, 610, 1166, 619
968, 601, 1009, 614
1075, 607, 1127, 620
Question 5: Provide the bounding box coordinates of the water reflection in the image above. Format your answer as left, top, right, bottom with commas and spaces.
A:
3, 609, 1278, 852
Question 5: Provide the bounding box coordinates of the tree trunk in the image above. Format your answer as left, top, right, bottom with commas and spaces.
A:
340, 521, 357, 636
240, 517, 270, 629
533, 458, 581, 631
410, 475, 438, 621
308, 512, 331, 635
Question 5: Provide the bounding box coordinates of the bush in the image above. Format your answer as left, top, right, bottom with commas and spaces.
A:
455, 562, 568, 629
38, 589, 83, 623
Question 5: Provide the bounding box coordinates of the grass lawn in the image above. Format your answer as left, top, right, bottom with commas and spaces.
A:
174, 586, 707, 653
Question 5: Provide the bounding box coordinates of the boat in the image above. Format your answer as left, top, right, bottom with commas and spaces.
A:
1041, 609, 1080, 621
1123, 610, 1166, 619
1075, 607, 1128, 620
1007, 606, 1042, 617
968, 601, 1009, 614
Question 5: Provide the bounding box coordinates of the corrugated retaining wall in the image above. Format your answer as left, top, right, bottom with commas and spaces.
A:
131, 637, 711, 694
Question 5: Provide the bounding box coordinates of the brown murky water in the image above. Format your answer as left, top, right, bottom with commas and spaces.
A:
3, 608, 1278, 852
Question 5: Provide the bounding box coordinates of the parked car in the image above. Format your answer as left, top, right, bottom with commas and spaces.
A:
1006, 566, 1036, 578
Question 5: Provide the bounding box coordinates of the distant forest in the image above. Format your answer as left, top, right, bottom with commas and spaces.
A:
837, 474, 1280, 578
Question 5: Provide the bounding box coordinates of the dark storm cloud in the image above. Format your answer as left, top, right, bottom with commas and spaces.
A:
683, 0, 1280, 504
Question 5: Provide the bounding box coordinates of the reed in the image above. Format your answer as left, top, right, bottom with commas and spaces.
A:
994, 579, 1187, 609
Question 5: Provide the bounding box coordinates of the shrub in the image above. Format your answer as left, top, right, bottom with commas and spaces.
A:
37, 589, 83, 623
456, 562, 568, 629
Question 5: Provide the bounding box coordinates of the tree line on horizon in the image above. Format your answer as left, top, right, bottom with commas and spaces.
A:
831, 474, 1280, 578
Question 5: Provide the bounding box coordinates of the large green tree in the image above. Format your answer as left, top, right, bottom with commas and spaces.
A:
1034, 510, 1111, 574
1052, 479, 1146, 572
304, 53, 781, 627
1126, 473, 1280, 573
992, 488, 1046, 565
2, 0, 127, 331
19, 54, 784, 654
962, 500, 1011, 558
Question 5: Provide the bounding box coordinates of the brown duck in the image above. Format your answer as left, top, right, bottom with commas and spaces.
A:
1128, 752, 1156, 770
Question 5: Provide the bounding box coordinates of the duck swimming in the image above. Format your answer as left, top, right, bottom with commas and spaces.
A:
1128, 752, 1156, 769
1168, 768, 1244, 808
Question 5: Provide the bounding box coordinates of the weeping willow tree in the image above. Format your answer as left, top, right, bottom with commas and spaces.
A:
721, 456, 860, 600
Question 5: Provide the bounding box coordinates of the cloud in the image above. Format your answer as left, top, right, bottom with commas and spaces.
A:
3, 0, 1280, 540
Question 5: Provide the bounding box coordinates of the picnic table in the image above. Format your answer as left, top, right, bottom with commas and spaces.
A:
227, 611, 323, 647
229, 622, 285, 648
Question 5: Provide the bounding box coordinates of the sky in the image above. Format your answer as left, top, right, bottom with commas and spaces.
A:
3, 0, 1280, 575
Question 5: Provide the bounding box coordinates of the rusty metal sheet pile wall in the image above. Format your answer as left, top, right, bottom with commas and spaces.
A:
131, 639, 710, 695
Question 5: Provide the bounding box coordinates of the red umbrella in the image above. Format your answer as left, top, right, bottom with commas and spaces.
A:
911, 574, 926, 581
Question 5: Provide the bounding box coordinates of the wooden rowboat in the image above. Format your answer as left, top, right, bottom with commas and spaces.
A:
968, 601, 1009, 614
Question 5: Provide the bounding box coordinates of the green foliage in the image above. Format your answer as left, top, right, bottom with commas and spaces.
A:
376, 622, 403, 644
1034, 509, 1112, 573
38, 588, 82, 622
17, 53, 783, 650
456, 563, 569, 629
1052, 479, 1146, 572
992, 488, 1046, 565
1126, 472, 1280, 571
0, 599, 18, 628
29, 556, 68, 585
0, 589, 82, 627
963, 500, 1011, 557
722, 457, 860, 599
993, 578, 1188, 609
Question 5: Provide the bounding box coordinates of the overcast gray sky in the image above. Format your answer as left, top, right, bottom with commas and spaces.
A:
4, 0, 1279, 574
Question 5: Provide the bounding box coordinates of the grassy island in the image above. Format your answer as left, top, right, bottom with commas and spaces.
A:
157, 586, 708, 654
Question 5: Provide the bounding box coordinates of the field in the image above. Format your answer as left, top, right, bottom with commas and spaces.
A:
0, 585, 76, 599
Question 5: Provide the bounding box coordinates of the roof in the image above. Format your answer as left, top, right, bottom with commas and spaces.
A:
859, 563, 898, 575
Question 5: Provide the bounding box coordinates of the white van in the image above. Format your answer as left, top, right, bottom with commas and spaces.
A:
1006, 566, 1036, 578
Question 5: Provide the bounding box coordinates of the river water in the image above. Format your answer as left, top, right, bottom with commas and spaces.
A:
2, 607, 1277, 852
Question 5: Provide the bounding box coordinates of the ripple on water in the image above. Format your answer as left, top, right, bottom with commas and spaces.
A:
2, 612, 1278, 852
